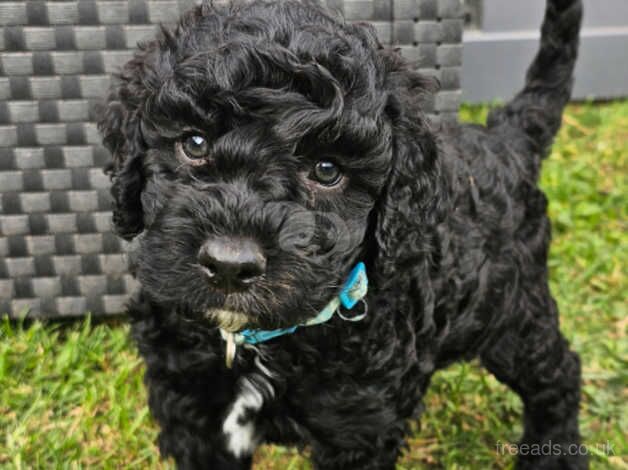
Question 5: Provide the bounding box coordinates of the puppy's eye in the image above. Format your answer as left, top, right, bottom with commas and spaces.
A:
311, 161, 342, 186
182, 135, 209, 159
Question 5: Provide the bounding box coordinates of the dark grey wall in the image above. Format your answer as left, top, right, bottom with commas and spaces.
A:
462, 0, 628, 102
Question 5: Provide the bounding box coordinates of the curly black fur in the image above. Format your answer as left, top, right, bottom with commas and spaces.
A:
98, 0, 586, 468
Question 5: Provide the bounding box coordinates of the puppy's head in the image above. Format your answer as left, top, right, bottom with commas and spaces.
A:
99, 0, 440, 329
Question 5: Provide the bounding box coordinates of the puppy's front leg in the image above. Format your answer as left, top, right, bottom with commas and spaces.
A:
143, 372, 253, 470
128, 298, 253, 469
306, 398, 410, 470
310, 427, 406, 470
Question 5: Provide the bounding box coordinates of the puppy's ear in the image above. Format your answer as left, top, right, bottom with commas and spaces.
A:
98, 74, 146, 241
369, 50, 445, 284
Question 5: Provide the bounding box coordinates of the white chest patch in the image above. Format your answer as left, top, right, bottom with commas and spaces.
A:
222, 377, 264, 458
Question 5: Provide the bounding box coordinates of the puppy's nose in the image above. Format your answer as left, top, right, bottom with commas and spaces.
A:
198, 237, 266, 290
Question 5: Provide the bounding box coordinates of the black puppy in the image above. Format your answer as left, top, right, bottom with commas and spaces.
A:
99, 0, 586, 468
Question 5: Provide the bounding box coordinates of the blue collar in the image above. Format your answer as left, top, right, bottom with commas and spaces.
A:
220, 262, 368, 366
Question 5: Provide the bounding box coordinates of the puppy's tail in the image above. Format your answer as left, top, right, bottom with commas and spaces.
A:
487, 0, 583, 158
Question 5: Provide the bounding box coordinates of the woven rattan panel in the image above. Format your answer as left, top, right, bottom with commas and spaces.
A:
0, 0, 462, 317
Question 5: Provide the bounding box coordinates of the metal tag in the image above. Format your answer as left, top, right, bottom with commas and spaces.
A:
225, 332, 237, 368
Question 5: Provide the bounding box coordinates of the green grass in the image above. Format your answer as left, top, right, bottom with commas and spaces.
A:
2, 101, 626, 469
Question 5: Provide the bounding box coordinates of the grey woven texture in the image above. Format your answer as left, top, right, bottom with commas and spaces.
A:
1, 0, 462, 317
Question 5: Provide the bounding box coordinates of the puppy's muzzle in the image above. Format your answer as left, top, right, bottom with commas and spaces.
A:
198, 236, 266, 291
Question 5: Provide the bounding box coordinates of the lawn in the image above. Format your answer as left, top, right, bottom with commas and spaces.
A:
1, 101, 626, 469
